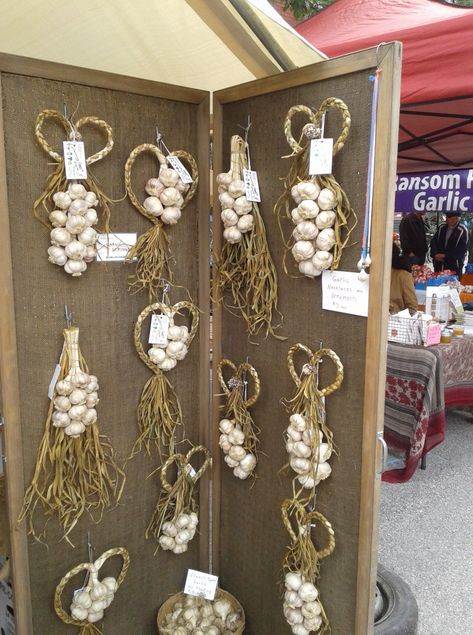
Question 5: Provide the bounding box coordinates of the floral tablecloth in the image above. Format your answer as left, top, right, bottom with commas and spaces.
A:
383, 336, 473, 483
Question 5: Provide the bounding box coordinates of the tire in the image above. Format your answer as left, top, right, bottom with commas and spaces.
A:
374, 564, 418, 634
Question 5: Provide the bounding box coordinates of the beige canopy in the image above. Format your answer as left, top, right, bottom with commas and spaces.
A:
0, 0, 325, 91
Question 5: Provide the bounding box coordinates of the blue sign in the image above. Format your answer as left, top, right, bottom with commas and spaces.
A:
395, 168, 473, 213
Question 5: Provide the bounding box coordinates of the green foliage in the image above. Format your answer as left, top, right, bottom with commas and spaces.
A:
276, 0, 338, 20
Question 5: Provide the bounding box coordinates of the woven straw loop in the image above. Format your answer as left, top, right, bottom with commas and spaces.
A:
284, 99, 351, 157
125, 144, 198, 224
281, 499, 335, 560
217, 358, 260, 407
54, 547, 130, 628
35, 110, 114, 165
134, 300, 199, 373
287, 343, 344, 396
160, 446, 211, 493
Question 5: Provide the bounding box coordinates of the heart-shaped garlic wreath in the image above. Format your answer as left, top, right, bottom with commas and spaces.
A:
281, 499, 335, 635
282, 344, 343, 502
275, 99, 357, 278
19, 326, 124, 544
146, 445, 210, 554
124, 142, 198, 298
33, 109, 114, 276
214, 135, 281, 339
129, 300, 199, 461
217, 358, 261, 480
54, 547, 129, 635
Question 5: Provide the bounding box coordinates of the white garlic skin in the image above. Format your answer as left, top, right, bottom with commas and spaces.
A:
159, 166, 180, 187
68, 199, 88, 215
297, 199, 319, 220
316, 228, 336, 251
161, 206, 181, 225
221, 208, 238, 227
223, 226, 242, 244
233, 195, 252, 215
297, 181, 320, 201
292, 240, 315, 263
237, 213, 254, 233
293, 221, 318, 242
47, 245, 68, 266
228, 179, 246, 198
160, 187, 181, 207
317, 187, 336, 210
78, 227, 98, 246
143, 196, 163, 217
53, 191, 72, 210
145, 178, 165, 198
49, 210, 68, 227
216, 171, 233, 187
84, 209, 99, 227
312, 250, 333, 271
299, 260, 322, 278
65, 240, 87, 261
316, 210, 336, 229
50, 228, 72, 247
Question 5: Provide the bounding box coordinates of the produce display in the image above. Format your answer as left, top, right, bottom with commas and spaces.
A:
130, 300, 199, 461
18, 325, 124, 544
217, 358, 260, 480
33, 109, 113, 276
214, 134, 281, 338
54, 547, 129, 635
146, 446, 210, 554
281, 499, 335, 635
274, 99, 357, 278
124, 139, 198, 298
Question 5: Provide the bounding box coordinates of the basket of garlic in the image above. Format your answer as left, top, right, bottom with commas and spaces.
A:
217, 358, 261, 480
146, 445, 210, 554
54, 547, 129, 635
124, 141, 198, 298
129, 299, 199, 461
281, 498, 335, 635
274, 99, 357, 279
157, 589, 245, 634
214, 134, 282, 339
33, 109, 113, 277
283, 343, 343, 502
18, 325, 124, 545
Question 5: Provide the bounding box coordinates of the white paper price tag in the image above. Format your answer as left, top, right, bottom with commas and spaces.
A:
63, 141, 88, 180
96, 233, 137, 262
149, 314, 170, 345
309, 138, 333, 176
322, 270, 369, 317
48, 363, 62, 400
243, 168, 261, 202
184, 464, 197, 480
184, 569, 219, 600
167, 155, 193, 184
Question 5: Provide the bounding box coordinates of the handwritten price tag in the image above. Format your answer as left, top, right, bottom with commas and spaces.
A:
184, 569, 219, 600
96, 233, 137, 262
167, 155, 193, 184
63, 141, 87, 180
149, 314, 170, 346
243, 168, 261, 202
309, 138, 333, 176
322, 270, 369, 317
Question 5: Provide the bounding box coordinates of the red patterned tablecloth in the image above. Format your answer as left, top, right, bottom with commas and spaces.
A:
383, 336, 473, 483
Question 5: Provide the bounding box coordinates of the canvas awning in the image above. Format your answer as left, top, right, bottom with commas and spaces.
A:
0, 0, 324, 93
297, 0, 473, 172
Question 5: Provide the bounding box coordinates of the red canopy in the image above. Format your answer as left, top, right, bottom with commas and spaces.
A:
297, 0, 473, 172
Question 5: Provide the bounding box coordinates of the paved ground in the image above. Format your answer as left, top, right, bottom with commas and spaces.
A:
379, 408, 473, 635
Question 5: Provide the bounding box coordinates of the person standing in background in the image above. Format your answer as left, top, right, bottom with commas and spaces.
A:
390, 242, 418, 314
399, 210, 428, 265
430, 212, 468, 278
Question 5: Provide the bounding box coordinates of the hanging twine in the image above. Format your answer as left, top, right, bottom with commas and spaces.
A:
146, 446, 210, 553
217, 359, 261, 463
54, 547, 130, 635
18, 327, 125, 545
129, 301, 199, 462
274, 98, 357, 274
33, 109, 114, 232
213, 134, 283, 340
124, 143, 198, 299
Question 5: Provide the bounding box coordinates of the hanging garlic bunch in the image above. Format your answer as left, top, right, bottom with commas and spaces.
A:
148, 320, 190, 372
53, 368, 99, 438
54, 547, 129, 635
216, 169, 254, 244
217, 359, 261, 480
159, 591, 244, 635
146, 446, 210, 555
46, 183, 100, 276
281, 499, 335, 635
275, 99, 357, 279
143, 164, 189, 225
158, 511, 199, 554
285, 414, 332, 491
33, 109, 113, 277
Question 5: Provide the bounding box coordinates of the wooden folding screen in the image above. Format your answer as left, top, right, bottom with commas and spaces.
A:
0, 43, 401, 635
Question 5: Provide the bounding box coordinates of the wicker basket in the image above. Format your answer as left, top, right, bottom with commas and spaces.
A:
157, 588, 245, 634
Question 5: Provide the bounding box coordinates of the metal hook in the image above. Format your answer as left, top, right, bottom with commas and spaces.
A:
161, 281, 171, 304
64, 304, 72, 328
243, 355, 249, 402
156, 125, 164, 145
237, 115, 252, 146
87, 530, 94, 563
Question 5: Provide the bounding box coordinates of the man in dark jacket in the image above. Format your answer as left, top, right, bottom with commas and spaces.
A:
399, 211, 428, 265
430, 213, 469, 278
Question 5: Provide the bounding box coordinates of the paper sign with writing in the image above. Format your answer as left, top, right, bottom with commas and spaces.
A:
309, 138, 333, 176
243, 168, 261, 202
48, 363, 62, 400
322, 270, 369, 317
184, 569, 219, 600
148, 314, 169, 346
167, 155, 193, 184
96, 233, 137, 262
63, 141, 87, 180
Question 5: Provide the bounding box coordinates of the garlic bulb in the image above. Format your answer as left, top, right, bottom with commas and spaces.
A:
223, 226, 242, 244
69, 199, 88, 215
161, 207, 181, 225
293, 221, 318, 242
317, 187, 336, 210
297, 200, 319, 220
219, 192, 235, 208
65, 240, 87, 261
228, 179, 246, 198
49, 210, 68, 227
84, 209, 99, 227
84, 191, 98, 207
297, 181, 320, 201
221, 208, 238, 227
315, 210, 336, 230
68, 183, 87, 199
47, 245, 68, 266
291, 185, 302, 205
291, 208, 304, 225
216, 171, 233, 187
237, 214, 254, 233
159, 166, 180, 187
316, 228, 336, 252
143, 196, 163, 217
53, 192, 72, 210
78, 227, 98, 246
145, 178, 165, 197
233, 196, 252, 215
51, 228, 72, 247
292, 241, 315, 263
160, 187, 181, 208
312, 250, 333, 271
